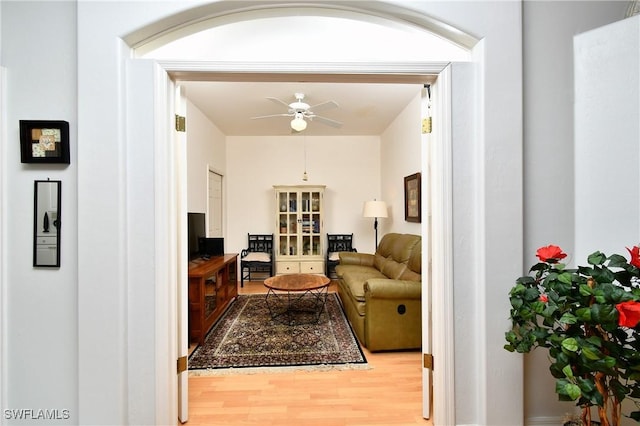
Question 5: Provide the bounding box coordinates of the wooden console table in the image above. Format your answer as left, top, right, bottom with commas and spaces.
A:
188, 253, 238, 345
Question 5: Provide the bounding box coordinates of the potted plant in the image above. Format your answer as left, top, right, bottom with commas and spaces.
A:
505, 244, 640, 426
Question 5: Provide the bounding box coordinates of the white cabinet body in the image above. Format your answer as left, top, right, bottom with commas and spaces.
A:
274, 185, 325, 275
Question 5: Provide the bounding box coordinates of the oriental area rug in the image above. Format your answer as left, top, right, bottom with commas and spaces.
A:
188, 293, 367, 374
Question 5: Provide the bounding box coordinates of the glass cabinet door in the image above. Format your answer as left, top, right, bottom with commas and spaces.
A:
300, 190, 322, 256
275, 186, 324, 262
278, 191, 299, 256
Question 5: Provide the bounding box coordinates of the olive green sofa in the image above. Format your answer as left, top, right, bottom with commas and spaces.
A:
335, 233, 422, 352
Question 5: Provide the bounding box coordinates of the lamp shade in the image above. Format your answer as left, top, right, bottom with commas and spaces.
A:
363, 200, 388, 218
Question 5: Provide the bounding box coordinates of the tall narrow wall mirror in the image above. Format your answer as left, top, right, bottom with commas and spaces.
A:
34, 180, 61, 267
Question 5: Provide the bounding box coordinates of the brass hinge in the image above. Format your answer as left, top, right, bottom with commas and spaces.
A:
422, 117, 432, 134
423, 353, 434, 370
175, 114, 186, 132
177, 355, 188, 374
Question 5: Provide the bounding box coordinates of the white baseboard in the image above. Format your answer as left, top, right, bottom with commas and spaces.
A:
455, 415, 564, 426
527, 416, 565, 426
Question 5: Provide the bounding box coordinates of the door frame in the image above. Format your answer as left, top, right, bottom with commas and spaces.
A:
156, 59, 456, 424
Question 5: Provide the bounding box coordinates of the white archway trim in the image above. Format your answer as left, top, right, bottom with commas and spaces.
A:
126, 1, 478, 56
120, 3, 478, 425
160, 60, 452, 78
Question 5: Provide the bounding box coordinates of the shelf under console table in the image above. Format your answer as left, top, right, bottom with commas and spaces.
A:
188, 253, 238, 345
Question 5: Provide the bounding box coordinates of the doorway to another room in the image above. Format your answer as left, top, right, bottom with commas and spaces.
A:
131, 5, 476, 424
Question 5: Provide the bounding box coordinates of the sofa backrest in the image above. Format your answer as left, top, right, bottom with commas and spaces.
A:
373, 233, 421, 280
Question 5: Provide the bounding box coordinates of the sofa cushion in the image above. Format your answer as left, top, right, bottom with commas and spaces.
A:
372, 233, 421, 279
242, 252, 271, 262
390, 234, 420, 263
400, 240, 421, 280
340, 267, 386, 302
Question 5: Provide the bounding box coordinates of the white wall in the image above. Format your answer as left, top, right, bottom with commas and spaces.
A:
575, 15, 640, 260
1, 2, 78, 423
226, 135, 381, 255
186, 98, 226, 214
522, 2, 629, 423
380, 92, 422, 241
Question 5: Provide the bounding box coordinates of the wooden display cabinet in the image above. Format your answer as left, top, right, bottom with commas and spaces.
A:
188, 254, 238, 345
274, 185, 325, 275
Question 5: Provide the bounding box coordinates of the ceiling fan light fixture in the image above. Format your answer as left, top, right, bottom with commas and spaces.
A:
291, 114, 307, 131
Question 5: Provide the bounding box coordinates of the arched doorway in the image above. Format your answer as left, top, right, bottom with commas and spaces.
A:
129, 4, 473, 424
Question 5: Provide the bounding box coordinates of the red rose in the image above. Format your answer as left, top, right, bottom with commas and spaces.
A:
627, 246, 640, 269
539, 294, 548, 303
536, 245, 567, 263
616, 300, 640, 328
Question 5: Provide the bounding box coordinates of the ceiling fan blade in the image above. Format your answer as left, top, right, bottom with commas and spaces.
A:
310, 115, 343, 128
308, 100, 338, 112
266, 97, 292, 109
250, 113, 292, 120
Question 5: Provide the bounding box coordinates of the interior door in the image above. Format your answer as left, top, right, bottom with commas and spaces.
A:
175, 85, 189, 423
421, 84, 432, 420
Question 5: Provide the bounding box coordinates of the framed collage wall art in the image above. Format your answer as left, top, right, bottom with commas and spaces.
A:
20, 120, 70, 164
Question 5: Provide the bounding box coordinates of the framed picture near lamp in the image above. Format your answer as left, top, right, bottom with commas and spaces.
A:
404, 172, 421, 223
20, 120, 70, 164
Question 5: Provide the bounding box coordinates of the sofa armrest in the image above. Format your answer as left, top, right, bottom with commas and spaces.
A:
339, 251, 375, 267
364, 278, 422, 299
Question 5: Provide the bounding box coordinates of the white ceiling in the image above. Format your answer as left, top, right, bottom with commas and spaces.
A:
179, 80, 426, 136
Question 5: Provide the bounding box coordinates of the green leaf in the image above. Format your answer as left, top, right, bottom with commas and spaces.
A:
562, 364, 574, 378
531, 301, 545, 314
565, 384, 581, 400
579, 284, 594, 296
610, 378, 628, 400
559, 313, 578, 325
562, 338, 579, 352
509, 296, 523, 309
590, 304, 618, 324
576, 307, 592, 321
524, 287, 540, 301
588, 251, 606, 265
585, 336, 602, 346
609, 254, 629, 268
510, 283, 526, 295
556, 379, 581, 400
576, 376, 595, 393
558, 272, 573, 285
581, 346, 601, 360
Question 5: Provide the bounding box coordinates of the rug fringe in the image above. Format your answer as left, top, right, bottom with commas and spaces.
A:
189, 363, 371, 376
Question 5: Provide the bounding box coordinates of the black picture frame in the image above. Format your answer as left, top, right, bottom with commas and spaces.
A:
20, 120, 70, 164
404, 172, 421, 223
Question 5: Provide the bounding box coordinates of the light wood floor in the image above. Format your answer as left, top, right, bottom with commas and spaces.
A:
186, 280, 432, 426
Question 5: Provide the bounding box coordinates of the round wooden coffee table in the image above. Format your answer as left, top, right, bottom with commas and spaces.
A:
263, 273, 330, 325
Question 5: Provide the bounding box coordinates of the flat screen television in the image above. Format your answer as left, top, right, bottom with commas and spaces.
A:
187, 212, 206, 260
198, 237, 225, 257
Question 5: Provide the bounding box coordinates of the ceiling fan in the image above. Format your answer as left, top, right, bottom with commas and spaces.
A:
251, 93, 342, 132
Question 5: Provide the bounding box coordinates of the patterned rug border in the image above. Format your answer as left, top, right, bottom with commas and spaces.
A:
189, 362, 371, 376
188, 292, 368, 373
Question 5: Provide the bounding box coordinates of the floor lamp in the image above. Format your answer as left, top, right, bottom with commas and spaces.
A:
363, 200, 388, 250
